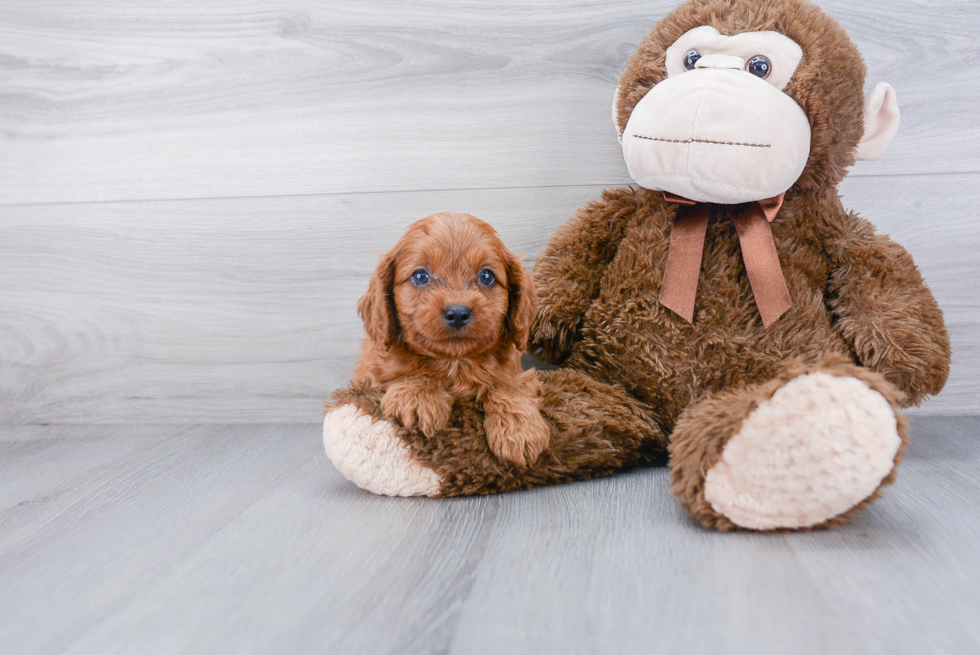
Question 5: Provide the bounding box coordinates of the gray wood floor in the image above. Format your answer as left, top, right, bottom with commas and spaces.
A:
1, 417, 978, 655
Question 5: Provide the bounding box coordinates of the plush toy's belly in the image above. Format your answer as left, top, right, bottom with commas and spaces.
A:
566, 214, 850, 429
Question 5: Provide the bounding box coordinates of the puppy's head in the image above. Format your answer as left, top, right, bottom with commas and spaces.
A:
358, 212, 536, 359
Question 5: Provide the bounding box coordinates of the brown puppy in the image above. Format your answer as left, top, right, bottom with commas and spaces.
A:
353, 212, 549, 467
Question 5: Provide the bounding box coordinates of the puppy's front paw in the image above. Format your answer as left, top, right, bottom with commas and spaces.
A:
381, 382, 453, 437
415, 394, 453, 437
484, 406, 551, 468
521, 409, 551, 465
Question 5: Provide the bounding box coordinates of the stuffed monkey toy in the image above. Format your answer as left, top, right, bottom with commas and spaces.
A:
324, 0, 951, 531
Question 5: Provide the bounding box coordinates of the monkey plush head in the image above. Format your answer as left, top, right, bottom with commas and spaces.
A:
613, 0, 900, 203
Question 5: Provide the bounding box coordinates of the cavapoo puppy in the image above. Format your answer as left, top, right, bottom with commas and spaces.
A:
353, 212, 550, 467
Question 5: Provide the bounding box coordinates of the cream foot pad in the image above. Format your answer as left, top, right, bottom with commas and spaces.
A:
703, 372, 901, 530
323, 405, 443, 497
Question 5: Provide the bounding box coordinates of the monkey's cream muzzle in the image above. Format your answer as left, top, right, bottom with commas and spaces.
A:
621, 68, 811, 205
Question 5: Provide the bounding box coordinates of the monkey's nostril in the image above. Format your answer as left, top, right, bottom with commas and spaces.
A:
443, 304, 472, 330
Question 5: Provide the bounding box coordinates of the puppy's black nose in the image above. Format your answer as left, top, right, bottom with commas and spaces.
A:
443, 304, 472, 329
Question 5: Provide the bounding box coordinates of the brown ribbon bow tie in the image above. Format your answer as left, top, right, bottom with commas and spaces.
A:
659, 192, 792, 328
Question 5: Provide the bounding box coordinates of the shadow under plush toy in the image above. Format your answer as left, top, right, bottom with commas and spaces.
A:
325, 0, 951, 531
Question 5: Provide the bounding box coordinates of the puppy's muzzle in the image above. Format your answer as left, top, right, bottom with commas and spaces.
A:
443, 304, 472, 330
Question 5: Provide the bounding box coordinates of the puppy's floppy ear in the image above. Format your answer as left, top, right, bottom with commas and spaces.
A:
502, 252, 537, 351
357, 249, 399, 348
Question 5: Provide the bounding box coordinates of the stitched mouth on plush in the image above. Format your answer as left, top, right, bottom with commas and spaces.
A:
632, 135, 773, 149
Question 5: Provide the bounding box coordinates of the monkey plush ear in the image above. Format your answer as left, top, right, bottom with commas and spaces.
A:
855, 83, 901, 161
356, 250, 399, 348
612, 83, 624, 144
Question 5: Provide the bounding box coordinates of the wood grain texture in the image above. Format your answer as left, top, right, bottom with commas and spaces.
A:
0, 184, 592, 423
0, 418, 977, 654
1, 0, 977, 422
0, 0, 978, 204
0, 424, 315, 654
1, 175, 976, 423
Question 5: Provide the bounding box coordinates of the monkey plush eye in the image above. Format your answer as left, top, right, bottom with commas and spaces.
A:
411, 269, 431, 286
477, 268, 495, 287
683, 50, 702, 70
746, 55, 772, 79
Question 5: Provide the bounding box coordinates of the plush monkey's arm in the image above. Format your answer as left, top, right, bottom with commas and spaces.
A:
530, 189, 638, 364
824, 209, 951, 406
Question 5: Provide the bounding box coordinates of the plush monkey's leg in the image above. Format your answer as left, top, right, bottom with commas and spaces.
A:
324, 369, 667, 497
669, 356, 908, 532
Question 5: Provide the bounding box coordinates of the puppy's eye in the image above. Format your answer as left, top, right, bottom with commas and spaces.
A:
746, 55, 772, 79
411, 269, 431, 287
477, 268, 495, 287
684, 50, 702, 71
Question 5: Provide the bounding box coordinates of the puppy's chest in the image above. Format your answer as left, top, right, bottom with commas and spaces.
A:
431, 358, 493, 398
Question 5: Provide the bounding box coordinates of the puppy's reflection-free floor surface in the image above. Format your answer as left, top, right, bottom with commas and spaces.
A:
0, 418, 977, 655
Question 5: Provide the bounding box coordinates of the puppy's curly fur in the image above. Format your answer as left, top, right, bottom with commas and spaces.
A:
353, 212, 549, 467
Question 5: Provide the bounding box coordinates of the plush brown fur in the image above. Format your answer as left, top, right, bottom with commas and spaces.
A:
333, 0, 951, 530
531, 185, 949, 427
331, 368, 668, 495
354, 212, 549, 467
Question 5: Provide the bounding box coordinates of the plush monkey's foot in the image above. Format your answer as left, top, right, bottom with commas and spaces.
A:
324, 372, 668, 498
670, 358, 908, 532
323, 404, 443, 497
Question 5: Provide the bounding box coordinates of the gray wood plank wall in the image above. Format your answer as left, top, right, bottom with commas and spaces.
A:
1, 0, 977, 423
